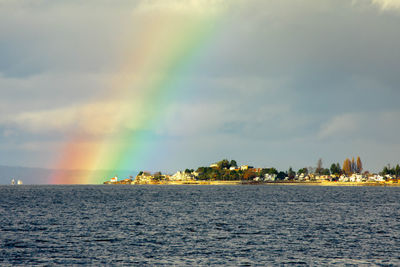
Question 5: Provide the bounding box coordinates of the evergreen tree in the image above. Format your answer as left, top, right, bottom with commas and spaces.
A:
395, 164, 400, 178
297, 168, 308, 175
381, 164, 396, 176
321, 168, 330, 175
276, 171, 287, 180
336, 163, 341, 174
230, 160, 238, 168
217, 159, 230, 169
330, 163, 341, 175
288, 167, 295, 180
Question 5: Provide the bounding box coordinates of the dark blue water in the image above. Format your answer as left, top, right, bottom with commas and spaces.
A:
0, 185, 399, 266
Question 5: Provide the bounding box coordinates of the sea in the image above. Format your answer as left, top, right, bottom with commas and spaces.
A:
0, 185, 399, 266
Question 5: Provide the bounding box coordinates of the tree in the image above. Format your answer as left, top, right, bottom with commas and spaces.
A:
229, 171, 239, 180
297, 168, 308, 175
321, 168, 330, 175
395, 164, 400, 178
356, 156, 362, 174
288, 167, 295, 180
330, 164, 336, 175
330, 163, 342, 175
217, 159, 230, 169
381, 164, 397, 176
351, 157, 356, 173
330, 163, 340, 175
153, 171, 162, 181
336, 163, 341, 174
276, 171, 287, 180
267, 168, 278, 175
381, 165, 390, 176
316, 158, 323, 174
230, 160, 238, 168
243, 169, 256, 180
343, 158, 351, 175
260, 168, 278, 176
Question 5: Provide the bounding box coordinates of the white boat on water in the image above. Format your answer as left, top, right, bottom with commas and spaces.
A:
17, 180, 23, 185
11, 179, 15, 185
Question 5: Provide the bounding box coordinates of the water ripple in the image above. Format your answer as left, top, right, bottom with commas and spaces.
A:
0, 185, 399, 265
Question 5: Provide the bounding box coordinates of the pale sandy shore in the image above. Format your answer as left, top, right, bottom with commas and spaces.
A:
133, 180, 400, 186
265, 181, 400, 187
136, 180, 242, 185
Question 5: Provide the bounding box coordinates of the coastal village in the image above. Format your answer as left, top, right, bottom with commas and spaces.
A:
104, 158, 400, 186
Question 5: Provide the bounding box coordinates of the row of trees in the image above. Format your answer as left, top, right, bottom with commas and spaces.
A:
314, 157, 363, 176
215, 159, 238, 169
381, 164, 400, 177
196, 157, 365, 181
195, 166, 280, 181
343, 157, 362, 175
195, 159, 279, 181
297, 160, 338, 176
139, 157, 400, 181
274, 157, 396, 179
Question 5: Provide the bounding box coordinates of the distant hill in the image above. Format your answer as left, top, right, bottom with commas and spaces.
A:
0, 165, 138, 185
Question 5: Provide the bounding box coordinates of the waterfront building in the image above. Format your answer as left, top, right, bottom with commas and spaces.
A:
134, 172, 154, 184
240, 165, 250, 171
170, 171, 195, 181
264, 174, 276, 181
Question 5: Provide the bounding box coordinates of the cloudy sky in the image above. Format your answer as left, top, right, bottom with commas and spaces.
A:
1, 0, 399, 173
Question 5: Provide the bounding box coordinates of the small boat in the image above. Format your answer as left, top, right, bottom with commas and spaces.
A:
11, 179, 15, 185
17, 180, 23, 185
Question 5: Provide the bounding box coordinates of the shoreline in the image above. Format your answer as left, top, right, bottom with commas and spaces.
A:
128, 180, 400, 187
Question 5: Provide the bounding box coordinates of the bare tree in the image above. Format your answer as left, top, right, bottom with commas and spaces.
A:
316, 158, 323, 174
356, 156, 363, 174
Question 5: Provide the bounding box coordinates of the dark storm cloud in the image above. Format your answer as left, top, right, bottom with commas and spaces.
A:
0, 0, 399, 171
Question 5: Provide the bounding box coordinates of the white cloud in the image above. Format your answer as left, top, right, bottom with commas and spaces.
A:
1, 101, 130, 136
136, 0, 227, 14
318, 111, 400, 141
372, 0, 400, 10
1, 0, 400, 171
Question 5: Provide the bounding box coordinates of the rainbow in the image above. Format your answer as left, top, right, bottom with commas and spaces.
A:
51, 4, 227, 184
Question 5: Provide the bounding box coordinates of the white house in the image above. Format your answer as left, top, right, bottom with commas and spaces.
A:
371, 175, 385, 182
240, 165, 249, 171
339, 175, 349, 182
170, 171, 195, 181
264, 174, 276, 181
